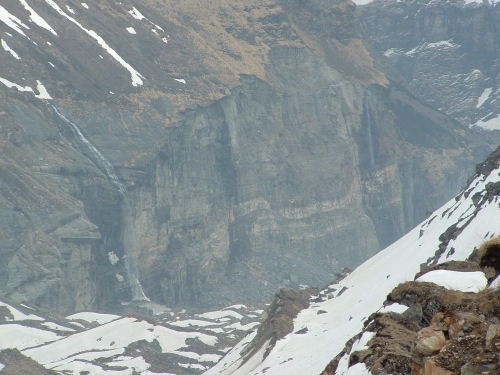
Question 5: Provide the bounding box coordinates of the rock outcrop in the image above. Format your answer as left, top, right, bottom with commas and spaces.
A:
324, 237, 500, 375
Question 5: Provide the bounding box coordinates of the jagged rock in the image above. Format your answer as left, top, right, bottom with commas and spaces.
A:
414, 327, 446, 357
485, 324, 500, 349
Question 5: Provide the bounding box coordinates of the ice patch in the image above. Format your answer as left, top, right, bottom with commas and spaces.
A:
1, 38, 20, 59
416, 270, 487, 293
43, 0, 143, 86
0, 5, 30, 37
477, 87, 493, 108
18, 0, 57, 35
126, 26, 136, 34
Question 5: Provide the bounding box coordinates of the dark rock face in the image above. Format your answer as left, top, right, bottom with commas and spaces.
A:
0, 0, 491, 312
358, 0, 500, 132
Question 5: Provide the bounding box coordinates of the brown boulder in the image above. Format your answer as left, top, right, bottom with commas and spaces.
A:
415, 327, 446, 357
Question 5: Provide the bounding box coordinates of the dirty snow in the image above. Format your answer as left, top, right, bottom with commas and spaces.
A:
18, 0, 57, 35
198, 309, 243, 320
1, 38, 21, 59
43, 0, 144, 86
40, 321, 76, 332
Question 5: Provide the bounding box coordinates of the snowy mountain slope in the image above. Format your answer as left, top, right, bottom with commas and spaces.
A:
204, 147, 500, 375
0, 301, 262, 374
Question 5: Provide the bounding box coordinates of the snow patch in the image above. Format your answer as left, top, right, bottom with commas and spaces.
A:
35, 80, 52, 99
129, 7, 145, 20
473, 114, 500, 130
174, 78, 186, 84
0, 5, 30, 37
0, 324, 60, 350
0, 301, 44, 321
1, 38, 21, 59
378, 303, 409, 314
81, 3, 89, 9
18, 0, 57, 35
477, 87, 493, 108
66, 5, 75, 14
108, 251, 119, 265
126, 26, 136, 34
66, 312, 120, 325
416, 270, 487, 293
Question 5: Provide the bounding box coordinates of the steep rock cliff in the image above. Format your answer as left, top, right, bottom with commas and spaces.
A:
0, 0, 489, 312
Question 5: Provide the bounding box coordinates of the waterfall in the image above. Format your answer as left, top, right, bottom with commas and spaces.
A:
365, 101, 376, 170
51, 105, 150, 302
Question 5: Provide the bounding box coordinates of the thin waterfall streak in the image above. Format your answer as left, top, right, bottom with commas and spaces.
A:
366, 103, 375, 169
51, 104, 149, 302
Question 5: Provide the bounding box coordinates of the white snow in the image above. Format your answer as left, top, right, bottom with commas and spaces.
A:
81, 3, 89, 9
126, 26, 136, 34
0, 77, 51, 99
0, 301, 43, 321
18, 0, 57, 35
41, 321, 76, 332
198, 309, 243, 320
174, 78, 186, 84
205, 163, 500, 375
169, 319, 225, 328
352, 0, 374, 4
0, 76, 33, 93
416, 270, 487, 293
108, 251, 119, 265
129, 7, 145, 20
48, 61, 55, 67
378, 303, 409, 314
1, 38, 21, 59
0, 5, 30, 37
474, 114, 500, 130
66, 5, 75, 14
35, 80, 52, 99
66, 311, 120, 325
0, 324, 60, 350
477, 87, 493, 108
43, 0, 144, 86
